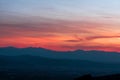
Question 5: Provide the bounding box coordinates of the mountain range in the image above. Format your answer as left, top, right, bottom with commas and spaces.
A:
0, 47, 120, 80
0, 47, 120, 63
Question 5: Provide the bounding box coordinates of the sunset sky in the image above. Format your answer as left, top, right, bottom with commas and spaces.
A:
1, 0, 120, 52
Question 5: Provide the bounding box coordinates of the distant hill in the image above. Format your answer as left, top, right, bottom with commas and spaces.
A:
0, 47, 120, 63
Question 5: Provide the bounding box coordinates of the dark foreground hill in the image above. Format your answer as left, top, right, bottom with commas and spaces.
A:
0, 71, 120, 80
75, 74, 120, 80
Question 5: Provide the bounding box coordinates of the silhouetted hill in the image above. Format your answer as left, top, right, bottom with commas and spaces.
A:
0, 47, 120, 63
74, 74, 120, 80
0, 47, 120, 80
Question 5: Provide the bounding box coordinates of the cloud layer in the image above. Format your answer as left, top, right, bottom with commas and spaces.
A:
1, 0, 120, 52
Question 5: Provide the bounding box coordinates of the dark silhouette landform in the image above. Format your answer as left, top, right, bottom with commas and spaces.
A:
0, 47, 120, 80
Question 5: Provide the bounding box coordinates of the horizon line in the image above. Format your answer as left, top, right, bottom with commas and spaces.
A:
0, 46, 119, 53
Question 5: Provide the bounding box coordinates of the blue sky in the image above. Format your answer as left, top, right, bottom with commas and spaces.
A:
1, 0, 120, 20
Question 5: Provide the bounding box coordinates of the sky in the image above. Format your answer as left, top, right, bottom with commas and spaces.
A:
0, 0, 120, 52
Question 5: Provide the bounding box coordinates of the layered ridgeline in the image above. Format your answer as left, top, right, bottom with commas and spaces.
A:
0, 47, 120, 80
0, 47, 120, 63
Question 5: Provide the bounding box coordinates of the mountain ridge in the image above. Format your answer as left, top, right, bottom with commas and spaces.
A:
0, 47, 120, 63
